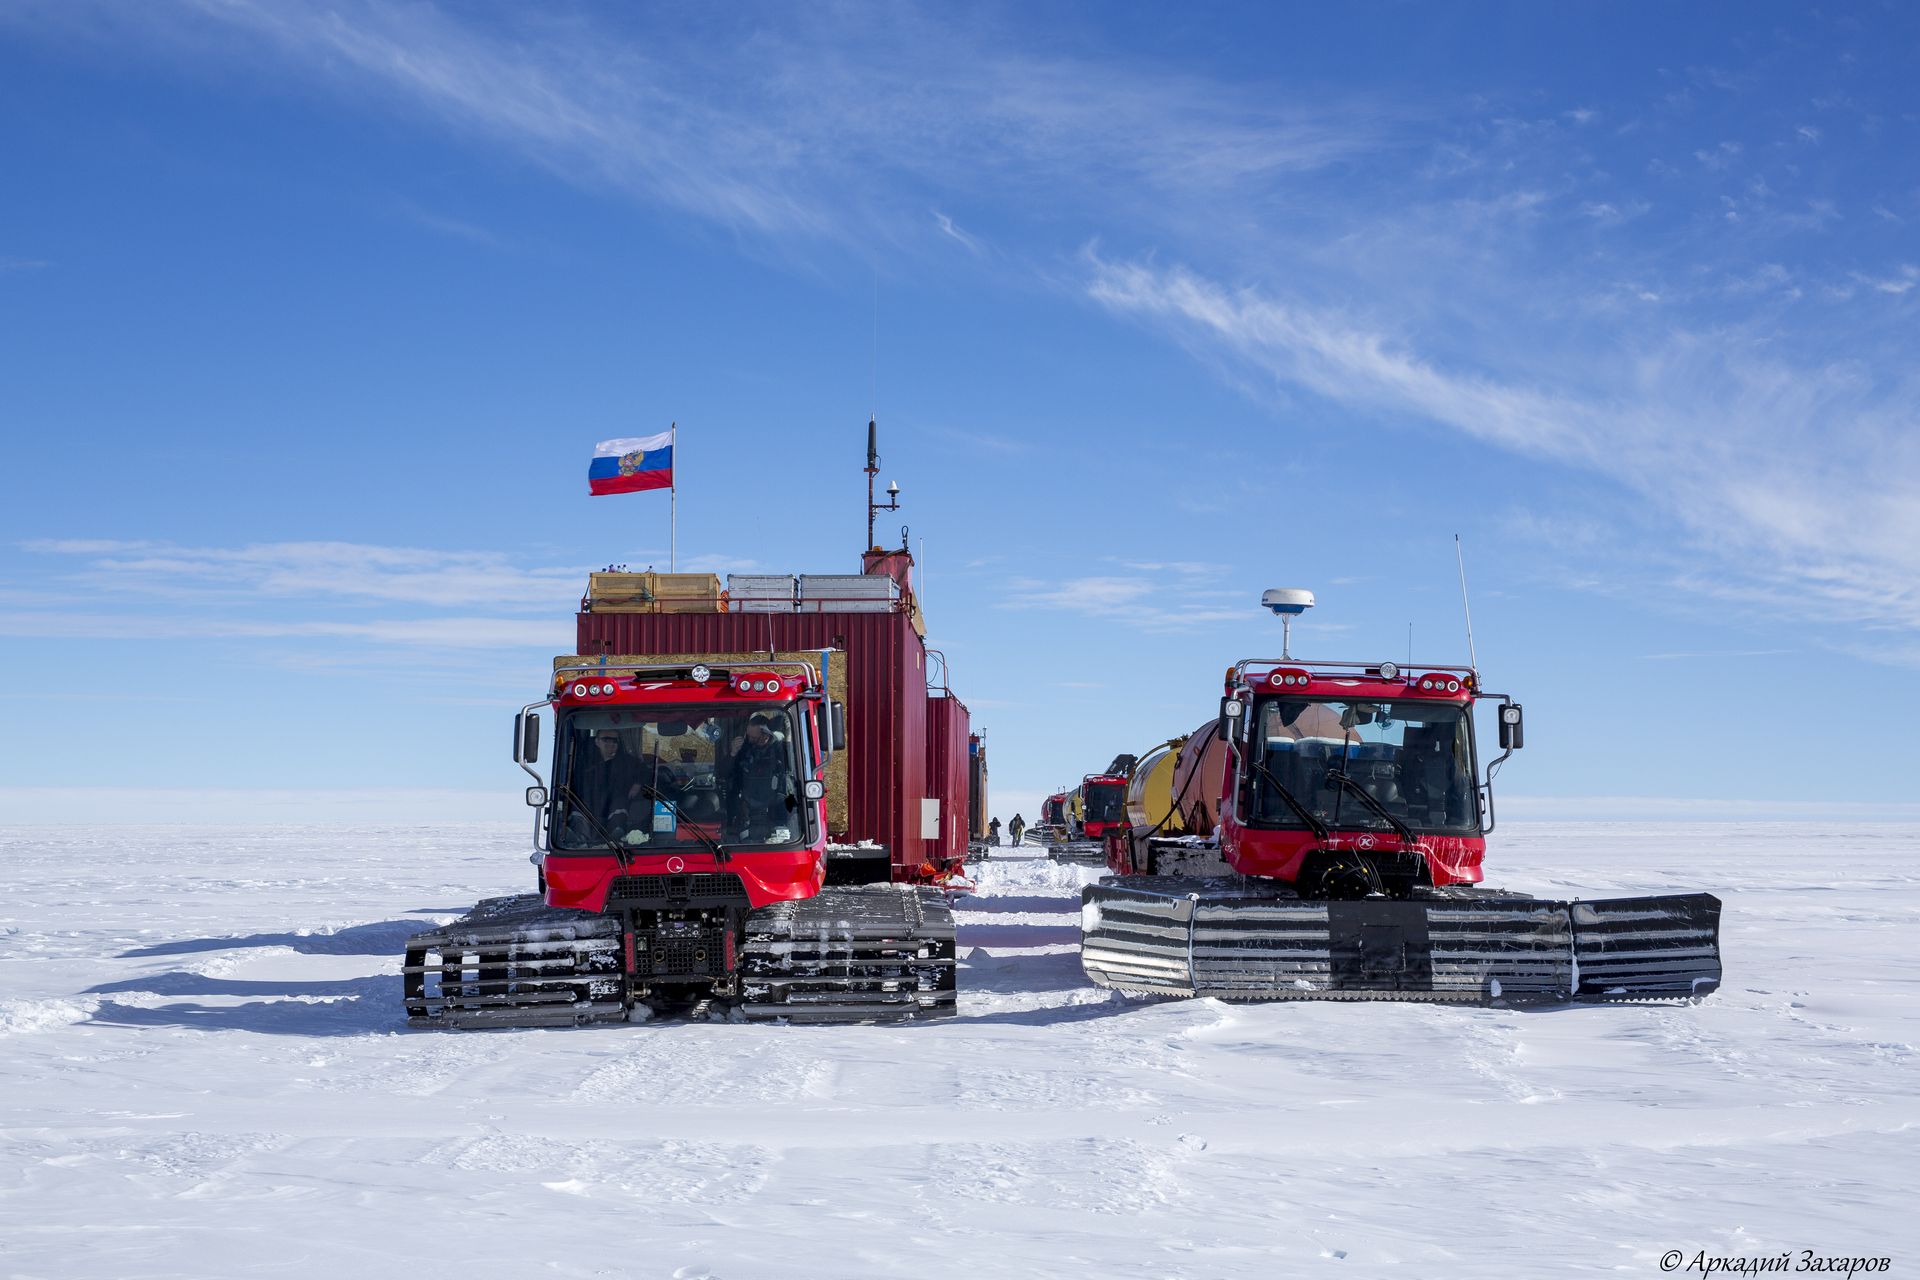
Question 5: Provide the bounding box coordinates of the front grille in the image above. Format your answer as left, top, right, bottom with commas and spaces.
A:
640, 925, 730, 977
607, 873, 749, 907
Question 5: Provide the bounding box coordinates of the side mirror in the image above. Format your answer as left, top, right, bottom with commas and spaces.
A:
1218, 696, 1244, 741
803, 779, 826, 801
1497, 703, 1524, 750
515, 712, 541, 763
525, 785, 548, 808
829, 701, 847, 752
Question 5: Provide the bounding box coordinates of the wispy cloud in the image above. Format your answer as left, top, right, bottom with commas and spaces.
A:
23, 538, 583, 612
1850, 264, 1919, 296
1114, 559, 1228, 576
391, 197, 502, 247
0, 609, 568, 649
6, 538, 792, 661
6, 539, 589, 665
15, 2, 1387, 255
9, 0, 1914, 668
0, 256, 51, 272
933, 211, 985, 257
1694, 141, 1743, 170
1001, 572, 1250, 632
1084, 252, 1920, 637
1579, 199, 1651, 225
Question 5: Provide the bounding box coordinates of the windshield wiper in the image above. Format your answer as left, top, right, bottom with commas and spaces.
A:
1323, 769, 1416, 844
557, 783, 634, 869
1250, 759, 1330, 839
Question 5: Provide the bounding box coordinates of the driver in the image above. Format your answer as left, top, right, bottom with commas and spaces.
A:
574, 728, 678, 837
727, 715, 793, 838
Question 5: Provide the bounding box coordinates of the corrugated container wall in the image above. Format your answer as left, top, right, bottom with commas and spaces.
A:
925, 693, 972, 867
576, 609, 942, 880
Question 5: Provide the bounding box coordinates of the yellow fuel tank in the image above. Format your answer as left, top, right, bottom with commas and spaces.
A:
1124, 739, 1187, 835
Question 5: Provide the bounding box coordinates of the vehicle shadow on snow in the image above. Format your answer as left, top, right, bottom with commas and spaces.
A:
960, 947, 1094, 995
116, 919, 428, 959
954, 922, 1083, 948
85, 973, 406, 1036
951, 894, 1079, 916
948, 950, 1151, 1027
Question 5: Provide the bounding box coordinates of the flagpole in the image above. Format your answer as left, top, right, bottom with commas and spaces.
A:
669, 421, 677, 573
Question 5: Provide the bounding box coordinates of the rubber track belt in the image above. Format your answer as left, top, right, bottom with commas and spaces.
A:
402, 886, 958, 1029
402, 894, 626, 1029
738, 885, 957, 1023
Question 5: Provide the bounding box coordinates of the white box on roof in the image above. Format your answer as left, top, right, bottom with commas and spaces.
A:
798, 574, 901, 612
727, 574, 798, 613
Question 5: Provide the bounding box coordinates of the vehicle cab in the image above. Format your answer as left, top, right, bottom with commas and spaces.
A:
1215, 659, 1523, 898
513, 661, 845, 913
1079, 773, 1130, 840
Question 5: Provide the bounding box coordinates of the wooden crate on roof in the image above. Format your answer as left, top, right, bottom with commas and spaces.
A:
586, 572, 723, 614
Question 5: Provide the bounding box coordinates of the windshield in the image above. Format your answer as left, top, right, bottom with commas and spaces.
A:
1250, 697, 1478, 836
1084, 782, 1126, 823
553, 705, 807, 852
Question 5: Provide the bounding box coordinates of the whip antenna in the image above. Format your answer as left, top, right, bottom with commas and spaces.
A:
1455, 534, 1478, 671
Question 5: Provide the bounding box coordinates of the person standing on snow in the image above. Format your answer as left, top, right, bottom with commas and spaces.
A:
1008, 813, 1026, 846
988, 817, 1002, 846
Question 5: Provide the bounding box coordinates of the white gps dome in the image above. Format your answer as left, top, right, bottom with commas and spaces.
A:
1260, 588, 1315, 617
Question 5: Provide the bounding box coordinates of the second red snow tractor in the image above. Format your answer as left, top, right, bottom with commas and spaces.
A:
1079, 772, 1130, 842
1045, 770, 1131, 864
1080, 589, 1723, 1005
1038, 793, 1069, 841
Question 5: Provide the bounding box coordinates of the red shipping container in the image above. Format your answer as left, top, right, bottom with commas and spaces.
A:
925, 691, 973, 867
576, 607, 960, 880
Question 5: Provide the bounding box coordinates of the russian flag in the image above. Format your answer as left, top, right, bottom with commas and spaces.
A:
589, 431, 673, 496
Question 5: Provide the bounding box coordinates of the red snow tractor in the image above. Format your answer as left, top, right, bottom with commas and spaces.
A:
403, 424, 968, 1028
1040, 770, 1132, 865
1080, 589, 1723, 1004
1078, 773, 1130, 842
1039, 792, 1069, 839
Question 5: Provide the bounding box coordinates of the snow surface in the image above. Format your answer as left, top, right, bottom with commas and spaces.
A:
2, 822, 1915, 1279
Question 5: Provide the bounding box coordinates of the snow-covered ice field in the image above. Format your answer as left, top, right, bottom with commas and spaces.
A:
3, 822, 1914, 1279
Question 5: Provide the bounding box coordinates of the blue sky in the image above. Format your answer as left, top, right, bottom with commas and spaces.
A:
2, 2, 1918, 824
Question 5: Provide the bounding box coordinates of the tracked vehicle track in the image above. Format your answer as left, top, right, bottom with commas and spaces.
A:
403, 885, 954, 1029
402, 895, 624, 1028
1043, 839, 1107, 865
741, 885, 956, 1022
